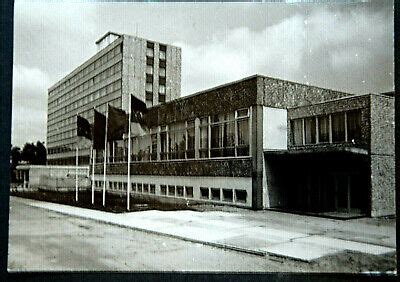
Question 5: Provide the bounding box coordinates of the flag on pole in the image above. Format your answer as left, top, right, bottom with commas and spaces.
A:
130, 95, 148, 125
93, 110, 106, 150
77, 115, 92, 140
107, 105, 128, 141
103, 105, 109, 207
127, 95, 148, 210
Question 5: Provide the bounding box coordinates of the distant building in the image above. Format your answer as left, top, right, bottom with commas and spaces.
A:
47, 32, 181, 165
89, 75, 394, 218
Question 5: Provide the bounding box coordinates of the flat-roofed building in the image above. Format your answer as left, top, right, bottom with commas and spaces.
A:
90, 75, 395, 217
47, 32, 181, 165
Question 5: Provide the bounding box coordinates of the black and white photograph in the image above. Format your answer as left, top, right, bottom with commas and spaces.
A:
7, 0, 396, 274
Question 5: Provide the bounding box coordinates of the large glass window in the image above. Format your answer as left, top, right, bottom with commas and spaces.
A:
318, 115, 330, 143
236, 109, 249, 156
291, 119, 303, 146
151, 132, 158, 160
186, 120, 195, 159
160, 127, 168, 160
304, 117, 316, 144
199, 117, 209, 158
169, 122, 186, 159
210, 113, 235, 157
347, 110, 362, 144
332, 112, 345, 142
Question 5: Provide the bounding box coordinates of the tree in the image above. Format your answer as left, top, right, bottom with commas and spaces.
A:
10, 146, 22, 169
21, 141, 47, 165
35, 141, 47, 165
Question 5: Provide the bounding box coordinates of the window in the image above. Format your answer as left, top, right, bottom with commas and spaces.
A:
332, 112, 345, 142
159, 45, 166, 60
160, 127, 168, 160
236, 110, 250, 156
137, 183, 143, 193
159, 67, 166, 77
150, 184, 156, 194
200, 187, 209, 199
347, 110, 362, 144
146, 42, 154, 57
146, 65, 153, 75
185, 186, 193, 198
223, 189, 233, 202
235, 190, 247, 203
291, 119, 303, 146
211, 188, 221, 201
169, 122, 186, 159
160, 185, 167, 195
131, 182, 136, 192
159, 93, 166, 104
123, 182, 127, 191
211, 113, 235, 157
176, 186, 184, 197
159, 85, 166, 96
318, 115, 330, 143
304, 117, 316, 144
151, 133, 158, 160
199, 117, 209, 158
143, 184, 149, 193
168, 185, 175, 196
186, 120, 195, 159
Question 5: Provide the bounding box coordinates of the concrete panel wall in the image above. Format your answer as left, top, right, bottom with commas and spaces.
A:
261, 76, 351, 109
370, 155, 395, 217
93, 174, 252, 208
369, 94, 395, 217
263, 107, 287, 150
122, 35, 146, 111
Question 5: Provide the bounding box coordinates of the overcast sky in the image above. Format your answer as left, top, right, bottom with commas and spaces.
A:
12, 1, 393, 148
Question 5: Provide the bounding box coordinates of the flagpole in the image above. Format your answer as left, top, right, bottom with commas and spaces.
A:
91, 146, 95, 205
75, 145, 79, 202
103, 103, 109, 207
127, 95, 132, 211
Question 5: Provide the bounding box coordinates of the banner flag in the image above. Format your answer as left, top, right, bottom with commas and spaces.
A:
107, 105, 128, 141
77, 115, 92, 140
130, 95, 148, 126
93, 110, 106, 150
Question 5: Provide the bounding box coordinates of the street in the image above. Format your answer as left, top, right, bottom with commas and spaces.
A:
8, 197, 396, 272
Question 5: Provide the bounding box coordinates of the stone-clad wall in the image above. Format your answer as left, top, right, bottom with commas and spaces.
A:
260, 76, 351, 108
286, 95, 371, 150
369, 94, 395, 217
94, 158, 252, 177
144, 77, 258, 127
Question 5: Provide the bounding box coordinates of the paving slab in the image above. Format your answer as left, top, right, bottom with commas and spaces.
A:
261, 242, 341, 262
296, 235, 396, 255
23, 198, 396, 262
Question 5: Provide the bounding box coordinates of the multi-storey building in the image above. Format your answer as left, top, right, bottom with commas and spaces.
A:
90, 74, 395, 218
46, 32, 181, 165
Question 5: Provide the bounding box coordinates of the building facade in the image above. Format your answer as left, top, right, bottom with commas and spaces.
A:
89, 75, 394, 217
47, 32, 181, 165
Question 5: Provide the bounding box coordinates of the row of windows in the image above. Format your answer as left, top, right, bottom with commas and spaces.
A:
146, 41, 166, 60
200, 187, 247, 204
291, 110, 362, 146
47, 98, 121, 143
48, 79, 122, 129
145, 41, 167, 107
93, 181, 194, 199
92, 181, 248, 204
49, 61, 122, 118
49, 44, 122, 100
100, 108, 250, 163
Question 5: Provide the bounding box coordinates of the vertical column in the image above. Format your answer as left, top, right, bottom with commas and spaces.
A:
251, 105, 264, 210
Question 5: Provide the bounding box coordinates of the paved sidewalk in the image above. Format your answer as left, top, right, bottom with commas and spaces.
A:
15, 197, 396, 262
